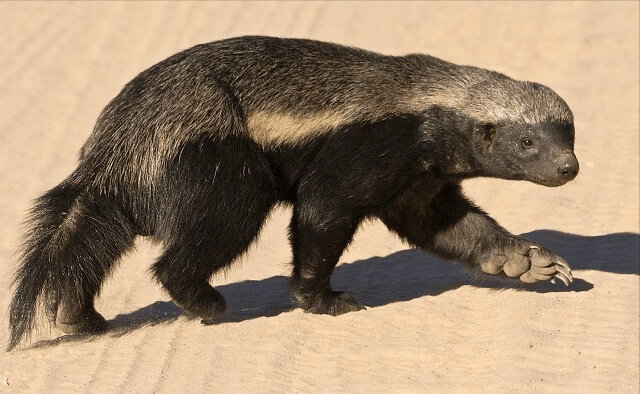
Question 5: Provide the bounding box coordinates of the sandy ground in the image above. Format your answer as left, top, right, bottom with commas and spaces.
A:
0, 2, 638, 393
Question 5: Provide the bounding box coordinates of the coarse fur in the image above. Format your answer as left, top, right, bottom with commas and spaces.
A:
7, 36, 579, 350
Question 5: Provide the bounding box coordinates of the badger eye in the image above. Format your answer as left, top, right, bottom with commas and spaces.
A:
522, 138, 534, 148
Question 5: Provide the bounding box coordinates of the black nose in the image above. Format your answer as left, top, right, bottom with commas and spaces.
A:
557, 155, 579, 180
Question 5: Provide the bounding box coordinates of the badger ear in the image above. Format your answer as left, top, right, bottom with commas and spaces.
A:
474, 122, 497, 150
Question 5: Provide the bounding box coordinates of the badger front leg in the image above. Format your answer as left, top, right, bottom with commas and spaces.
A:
379, 183, 573, 286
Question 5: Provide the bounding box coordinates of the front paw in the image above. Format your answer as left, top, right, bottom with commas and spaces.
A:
479, 243, 573, 286
517, 246, 573, 286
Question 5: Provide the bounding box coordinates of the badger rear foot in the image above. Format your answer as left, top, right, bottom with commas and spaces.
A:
54, 301, 108, 334
152, 247, 230, 320
165, 282, 229, 320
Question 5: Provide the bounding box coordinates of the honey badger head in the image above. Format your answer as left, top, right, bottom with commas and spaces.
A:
464, 74, 579, 187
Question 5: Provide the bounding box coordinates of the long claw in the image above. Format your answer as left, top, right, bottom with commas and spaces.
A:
555, 258, 571, 270
528, 245, 573, 286
555, 264, 573, 283
555, 272, 571, 286
533, 266, 557, 275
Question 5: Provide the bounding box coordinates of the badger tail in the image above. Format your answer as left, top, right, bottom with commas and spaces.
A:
7, 174, 135, 351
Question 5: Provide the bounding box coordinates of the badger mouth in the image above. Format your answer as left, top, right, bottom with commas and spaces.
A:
526, 168, 579, 187
530, 177, 575, 187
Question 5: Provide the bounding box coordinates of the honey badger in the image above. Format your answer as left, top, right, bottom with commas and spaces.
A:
8, 36, 579, 350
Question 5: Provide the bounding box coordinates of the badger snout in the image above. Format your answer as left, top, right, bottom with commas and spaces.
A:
526, 152, 579, 187
539, 152, 579, 186
557, 154, 579, 181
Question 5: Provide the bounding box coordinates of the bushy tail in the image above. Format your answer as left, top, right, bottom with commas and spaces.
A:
7, 176, 135, 351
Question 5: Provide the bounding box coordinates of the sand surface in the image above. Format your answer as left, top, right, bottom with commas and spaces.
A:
0, 2, 638, 393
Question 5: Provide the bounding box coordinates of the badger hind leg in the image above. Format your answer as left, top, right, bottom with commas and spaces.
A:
55, 299, 108, 334
50, 194, 136, 334
153, 245, 230, 319
151, 137, 277, 320
10, 182, 136, 347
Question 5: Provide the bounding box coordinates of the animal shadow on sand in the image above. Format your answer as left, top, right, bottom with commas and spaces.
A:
32, 230, 638, 348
